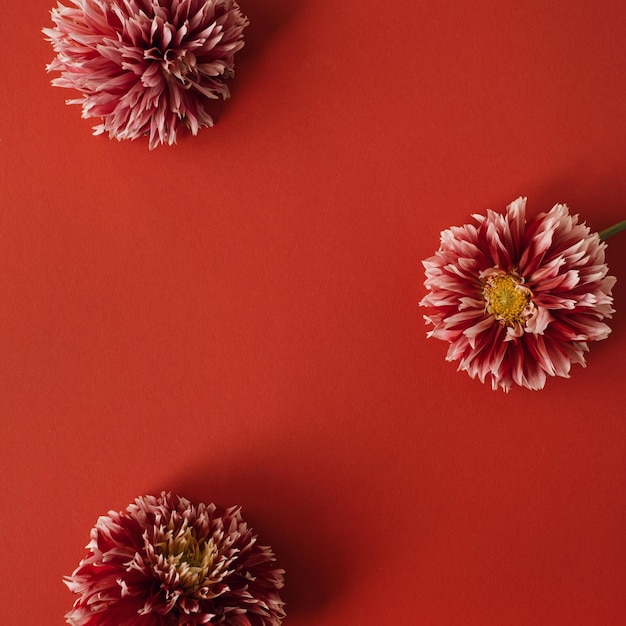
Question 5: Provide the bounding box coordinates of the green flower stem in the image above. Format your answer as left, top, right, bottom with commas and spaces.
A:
599, 220, 626, 240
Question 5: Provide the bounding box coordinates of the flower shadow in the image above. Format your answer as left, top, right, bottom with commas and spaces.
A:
207, 0, 308, 123
240, 0, 307, 53
522, 168, 626, 232
162, 450, 346, 620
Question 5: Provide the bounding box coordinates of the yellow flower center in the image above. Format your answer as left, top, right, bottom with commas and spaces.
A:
156, 524, 218, 592
483, 274, 531, 326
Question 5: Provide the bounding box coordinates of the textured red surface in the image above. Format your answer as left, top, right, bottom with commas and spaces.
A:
1, 1, 626, 624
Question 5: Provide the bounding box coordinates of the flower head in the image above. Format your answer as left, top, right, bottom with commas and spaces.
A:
44, 0, 249, 148
419, 197, 616, 391
65, 492, 286, 625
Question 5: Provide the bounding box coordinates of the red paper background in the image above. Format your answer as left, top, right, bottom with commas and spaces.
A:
1, 1, 626, 624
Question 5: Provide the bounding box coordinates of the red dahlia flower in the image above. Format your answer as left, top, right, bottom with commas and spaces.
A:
419, 197, 617, 391
44, 0, 249, 148
65, 493, 285, 625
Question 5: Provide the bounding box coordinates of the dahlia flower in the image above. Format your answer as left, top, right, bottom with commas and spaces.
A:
65, 492, 286, 625
44, 0, 249, 148
419, 197, 618, 391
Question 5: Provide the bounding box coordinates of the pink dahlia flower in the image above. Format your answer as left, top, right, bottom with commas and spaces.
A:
65, 492, 286, 625
419, 197, 616, 391
44, 0, 249, 148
